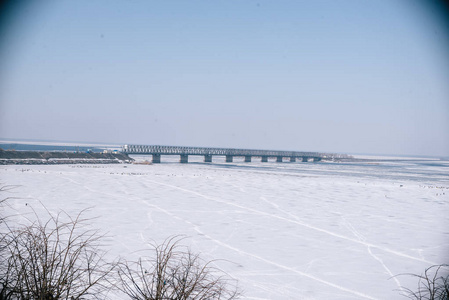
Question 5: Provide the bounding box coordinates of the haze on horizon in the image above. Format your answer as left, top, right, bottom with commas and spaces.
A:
0, 0, 448, 157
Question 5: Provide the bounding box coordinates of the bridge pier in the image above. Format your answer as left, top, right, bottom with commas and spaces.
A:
302, 157, 308, 162
290, 157, 296, 162
226, 155, 233, 163
313, 157, 321, 162
152, 154, 161, 163
244, 156, 251, 162
276, 156, 283, 163
180, 154, 188, 163
204, 155, 212, 163
261, 156, 268, 162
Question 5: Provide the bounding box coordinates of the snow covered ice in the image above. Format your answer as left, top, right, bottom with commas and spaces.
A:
1, 156, 448, 299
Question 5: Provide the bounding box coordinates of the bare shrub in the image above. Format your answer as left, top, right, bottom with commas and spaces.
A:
117, 236, 241, 300
0, 184, 17, 299
0, 209, 115, 299
400, 264, 449, 300
0, 185, 19, 224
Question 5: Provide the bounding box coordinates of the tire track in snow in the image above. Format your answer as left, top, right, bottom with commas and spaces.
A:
144, 178, 436, 265
140, 200, 380, 300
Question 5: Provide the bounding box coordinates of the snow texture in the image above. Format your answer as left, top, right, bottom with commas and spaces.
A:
1, 156, 448, 299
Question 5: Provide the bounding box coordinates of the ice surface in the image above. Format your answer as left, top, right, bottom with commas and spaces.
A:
1, 157, 448, 299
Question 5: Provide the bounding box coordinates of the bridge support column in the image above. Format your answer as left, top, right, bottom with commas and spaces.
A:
152, 154, 161, 163
244, 156, 251, 162
313, 157, 321, 162
302, 157, 308, 162
204, 155, 212, 163
261, 156, 268, 162
180, 154, 188, 163
290, 157, 296, 162
226, 155, 233, 163
276, 156, 283, 163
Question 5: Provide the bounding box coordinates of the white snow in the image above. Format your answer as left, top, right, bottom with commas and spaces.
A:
1, 157, 448, 299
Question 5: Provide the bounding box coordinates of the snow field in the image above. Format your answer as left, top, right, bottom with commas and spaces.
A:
1, 158, 448, 299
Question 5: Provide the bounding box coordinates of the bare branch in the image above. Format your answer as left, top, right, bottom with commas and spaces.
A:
117, 236, 242, 300
1, 209, 116, 299
398, 264, 449, 300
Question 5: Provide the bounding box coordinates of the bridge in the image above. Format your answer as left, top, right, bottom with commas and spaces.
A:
122, 144, 339, 164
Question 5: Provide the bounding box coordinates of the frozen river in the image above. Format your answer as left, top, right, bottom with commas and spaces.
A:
1, 156, 448, 299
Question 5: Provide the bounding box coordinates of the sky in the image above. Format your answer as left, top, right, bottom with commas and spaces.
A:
0, 0, 448, 157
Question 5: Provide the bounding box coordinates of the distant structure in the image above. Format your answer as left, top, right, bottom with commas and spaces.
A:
122, 144, 347, 164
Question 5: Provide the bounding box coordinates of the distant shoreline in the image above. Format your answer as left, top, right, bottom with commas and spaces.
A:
0, 149, 133, 165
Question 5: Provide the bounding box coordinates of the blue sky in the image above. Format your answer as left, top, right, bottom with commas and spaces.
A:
0, 0, 448, 156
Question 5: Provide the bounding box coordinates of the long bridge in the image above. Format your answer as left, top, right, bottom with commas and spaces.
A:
122, 144, 344, 163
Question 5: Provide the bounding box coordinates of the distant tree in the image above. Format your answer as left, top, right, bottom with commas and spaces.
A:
400, 264, 449, 300
117, 236, 241, 300
0, 209, 115, 299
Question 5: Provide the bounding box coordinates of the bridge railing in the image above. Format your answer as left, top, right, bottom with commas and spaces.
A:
122, 144, 322, 158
